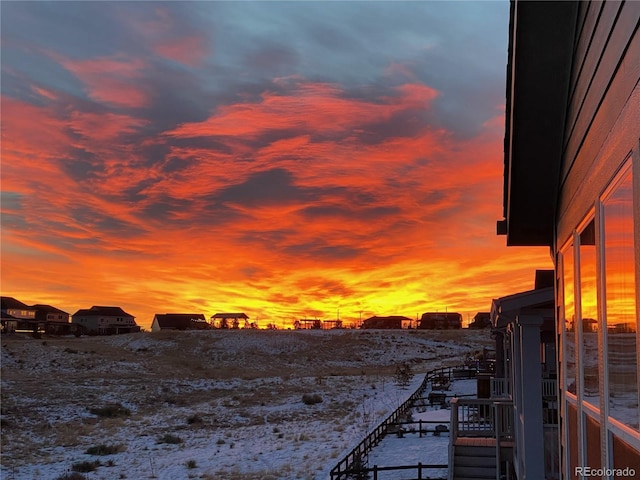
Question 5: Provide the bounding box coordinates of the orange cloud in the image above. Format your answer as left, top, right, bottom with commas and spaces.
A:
1, 78, 552, 330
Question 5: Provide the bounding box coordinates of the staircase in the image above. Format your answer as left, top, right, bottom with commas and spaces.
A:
449, 397, 515, 480
451, 440, 497, 480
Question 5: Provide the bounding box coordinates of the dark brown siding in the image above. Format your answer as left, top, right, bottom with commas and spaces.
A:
556, 1, 640, 244
612, 434, 640, 471
585, 414, 602, 469
568, 402, 579, 479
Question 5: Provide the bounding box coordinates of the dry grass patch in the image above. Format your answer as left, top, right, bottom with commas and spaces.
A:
1, 328, 494, 477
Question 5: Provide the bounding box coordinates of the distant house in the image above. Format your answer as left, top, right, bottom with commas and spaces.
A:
468, 312, 491, 329
1, 296, 37, 320
32, 304, 80, 335
1, 297, 77, 334
295, 318, 347, 329
33, 304, 70, 323
361, 316, 410, 329
151, 313, 209, 332
211, 312, 249, 329
0, 296, 30, 333
71, 306, 139, 335
294, 319, 323, 330
418, 312, 462, 329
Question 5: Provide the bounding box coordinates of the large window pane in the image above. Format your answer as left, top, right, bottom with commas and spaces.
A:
562, 242, 577, 396
603, 168, 638, 429
579, 219, 599, 407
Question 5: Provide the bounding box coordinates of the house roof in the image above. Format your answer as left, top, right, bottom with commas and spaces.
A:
1, 296, 31, 311
421, 312, 462, 319
72, 306, 135, 318
211, 313, 249, 319
32, 304, 69, 315
364, 315, 411, 322
500, 0, 578, 246
490, 286, 554, 328
153, 313, 206, 329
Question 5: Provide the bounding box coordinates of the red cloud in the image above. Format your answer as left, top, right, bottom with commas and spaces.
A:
69, 111, 149, 142
165, 81, 439, 139
58, 54, 149, 108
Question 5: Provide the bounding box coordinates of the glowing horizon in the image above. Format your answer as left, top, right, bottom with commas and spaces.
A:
1, 1, 552, 330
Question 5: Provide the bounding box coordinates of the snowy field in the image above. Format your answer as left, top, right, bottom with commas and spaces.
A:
365, 379, 477, 480
0, 329, 492, 480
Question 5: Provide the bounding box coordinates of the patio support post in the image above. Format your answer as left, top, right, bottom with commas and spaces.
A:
515, 313, 544, 479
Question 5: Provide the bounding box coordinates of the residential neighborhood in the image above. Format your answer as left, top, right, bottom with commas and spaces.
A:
2, 295, 492, 336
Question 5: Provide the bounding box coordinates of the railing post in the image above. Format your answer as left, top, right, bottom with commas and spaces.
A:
494, 401, 501, 480
419, 419, 423, 437
418, 461, 422, 479
450, 398, 459, 442
373, 465, 378, 480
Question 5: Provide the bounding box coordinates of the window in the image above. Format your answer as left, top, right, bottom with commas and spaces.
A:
602, 164, 637, 430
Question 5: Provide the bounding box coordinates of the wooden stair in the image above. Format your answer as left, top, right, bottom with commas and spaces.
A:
451, 437, 505, 480
452, 445, 495, 479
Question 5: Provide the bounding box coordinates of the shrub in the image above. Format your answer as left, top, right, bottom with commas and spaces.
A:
301, 393, 323, 405
187, 414, 202, 425
394, 361, 414, 387
157, 433, 182, 444
89, 403, 131, 418
86, 443, 124, 455
72, 459, 101, 472
186, 459, 197, 469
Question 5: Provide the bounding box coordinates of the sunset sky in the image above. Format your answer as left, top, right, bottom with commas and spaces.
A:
1, 1, 552, 329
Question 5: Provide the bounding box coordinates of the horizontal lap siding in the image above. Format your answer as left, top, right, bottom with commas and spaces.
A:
556, 0, 640, 244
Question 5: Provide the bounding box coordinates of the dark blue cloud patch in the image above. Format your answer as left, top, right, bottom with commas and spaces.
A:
70, 204, 146, 239
138, 64, 216, 134
139, 194, 195, 224
60, 148, 106, 184
286, 242, 364, 262
1, 2, 132, 59
0, 192, 29, 231
244, 42, 299, 77
301, 204, 401, 223
216, 168, 308, 207
357, 108, 431, 145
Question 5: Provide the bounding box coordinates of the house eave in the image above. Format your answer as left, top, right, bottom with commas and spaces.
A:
502, 0, 578, 247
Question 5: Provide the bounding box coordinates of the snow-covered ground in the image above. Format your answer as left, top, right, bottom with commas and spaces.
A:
366, 379, 477, 480
1, 329, 492, 480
